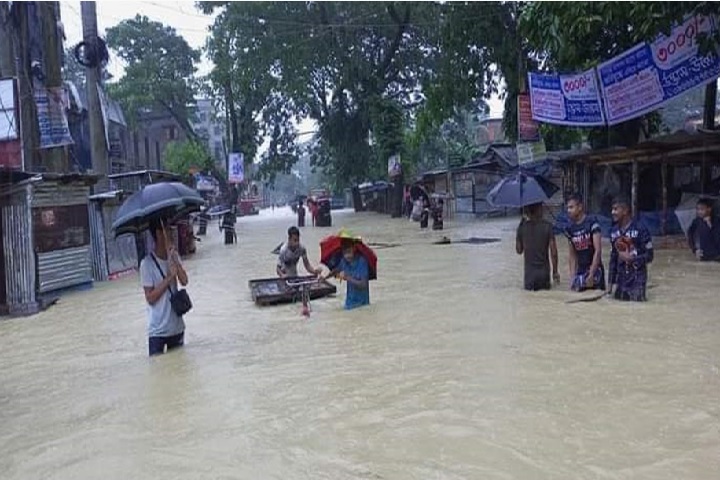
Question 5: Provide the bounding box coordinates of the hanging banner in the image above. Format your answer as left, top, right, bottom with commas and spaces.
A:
517, 93, 540, 141
528, 69, 605, 126
598, 14, 720, 126
387, 154, 402, 177
228, 152, 244, 183
34, 86, 74, 149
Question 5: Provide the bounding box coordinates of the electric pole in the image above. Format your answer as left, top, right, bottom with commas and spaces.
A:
0, 3, 15, 77
81, 1, 108, 188
39, 1, 68, 172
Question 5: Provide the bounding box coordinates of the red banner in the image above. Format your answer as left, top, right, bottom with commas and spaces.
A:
0, 139, 21, 169
517, 93, 540, 142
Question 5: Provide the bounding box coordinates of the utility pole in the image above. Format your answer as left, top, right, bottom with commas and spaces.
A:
39, 1, 68, 172
0, 3, 16, 77
15, 3, 37, 171
81, 1, 108, 188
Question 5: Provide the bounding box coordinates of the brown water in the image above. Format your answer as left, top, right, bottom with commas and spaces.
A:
1, 208, 718, 480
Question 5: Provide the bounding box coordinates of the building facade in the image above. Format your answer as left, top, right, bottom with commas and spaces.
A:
191, 99, 227, 171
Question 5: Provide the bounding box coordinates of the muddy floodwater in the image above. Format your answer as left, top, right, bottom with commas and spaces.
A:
1, 208, 719, 480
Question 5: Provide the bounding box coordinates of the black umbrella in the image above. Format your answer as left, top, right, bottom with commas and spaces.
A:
487, 172, 559, 208
410, 184, 430, 202
112, 182, 204, 237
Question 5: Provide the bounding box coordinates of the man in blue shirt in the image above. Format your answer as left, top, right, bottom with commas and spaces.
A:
687, 198, 720, 261
326, 240, 370, 310
607, 198, 654, 302
564, 194, 605, 291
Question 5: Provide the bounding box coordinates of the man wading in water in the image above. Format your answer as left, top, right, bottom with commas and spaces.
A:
140, 220, 189, 356
607, 198, 654, 301
516, 203, 560, 290
564, 194, 605, 292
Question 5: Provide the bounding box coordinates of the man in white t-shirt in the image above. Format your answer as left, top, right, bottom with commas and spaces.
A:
140, 220, 189, 356
276, 226, 322, 278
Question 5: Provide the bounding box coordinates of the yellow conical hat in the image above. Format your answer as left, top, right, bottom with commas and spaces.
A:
337, 228, 362, 241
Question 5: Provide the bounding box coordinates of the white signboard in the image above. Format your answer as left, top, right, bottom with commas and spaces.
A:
34, 86, 73, 148
516, 141, 547, 166
0, 78, 18, 141
228, 152, 245, 184
388, 154, 402, 177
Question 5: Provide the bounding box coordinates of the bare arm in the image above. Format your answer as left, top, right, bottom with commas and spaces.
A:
515, 223, 524, 255
568, 240, 577, 278
176, 263, 188, 286
303, 255, 321, 275
588, 231, 603, 277
144, 273, 175, 305
550, 235, 559, 276
169, 250, 188, 286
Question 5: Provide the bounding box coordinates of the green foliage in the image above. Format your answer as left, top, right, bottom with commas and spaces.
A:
540, 125, 583, 151
201, 1, 435, 187
419, 2, 528, 142
370, 96, 405, 169
63, 47, 85, 90
163, 140, 213, 177
105, 15, 200, 135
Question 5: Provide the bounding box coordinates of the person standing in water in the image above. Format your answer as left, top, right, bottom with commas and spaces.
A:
325, 240, 370, 310
140, 220, 189, 356
432, 198, 445, 230
516, 203, 560, 291
420, 198, 430, 229
607, 198, 654, 301
564, 194, 605, 291
276, 226, 322, 278
687, 198, 720, 261
297, 199, 306, 227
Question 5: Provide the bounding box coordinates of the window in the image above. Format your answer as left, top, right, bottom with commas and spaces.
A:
214, 125, 222, 136
32, 205, 90, 253
166, 126, 177, 140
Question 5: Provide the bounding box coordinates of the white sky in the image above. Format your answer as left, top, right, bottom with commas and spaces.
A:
60, 0, 505, 154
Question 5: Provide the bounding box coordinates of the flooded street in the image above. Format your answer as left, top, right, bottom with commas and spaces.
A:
1, 208, 719, 480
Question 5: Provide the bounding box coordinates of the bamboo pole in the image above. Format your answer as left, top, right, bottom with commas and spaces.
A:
661, 159, 668, 236
631, 159, 639, 216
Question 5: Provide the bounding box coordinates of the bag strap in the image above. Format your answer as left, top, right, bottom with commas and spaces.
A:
150, 254, 175, 294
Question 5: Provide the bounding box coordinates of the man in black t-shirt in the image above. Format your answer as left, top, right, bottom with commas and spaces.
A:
564, 194, 605, 291
516, 203, 560, 291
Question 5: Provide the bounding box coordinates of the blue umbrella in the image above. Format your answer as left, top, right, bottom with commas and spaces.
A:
487, 172, 559, 208
112, 182, 204, 237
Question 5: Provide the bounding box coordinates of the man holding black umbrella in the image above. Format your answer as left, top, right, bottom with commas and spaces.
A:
140, 219, 189, 356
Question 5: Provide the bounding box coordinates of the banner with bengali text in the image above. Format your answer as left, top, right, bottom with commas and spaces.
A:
597, 14, 720, 126
528, 69, 605, 127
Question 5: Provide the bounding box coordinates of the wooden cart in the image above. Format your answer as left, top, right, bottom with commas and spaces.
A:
249, 276, 337, 306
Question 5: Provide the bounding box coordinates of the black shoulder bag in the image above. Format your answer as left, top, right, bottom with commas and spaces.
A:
151, 254, 193, 316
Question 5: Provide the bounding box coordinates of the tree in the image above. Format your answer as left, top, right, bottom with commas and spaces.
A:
418, 2, 529, 142
200, 1, 436, 188
105, 15, 200, 137
163, 140, 213, 177
63, 47, 85, 90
